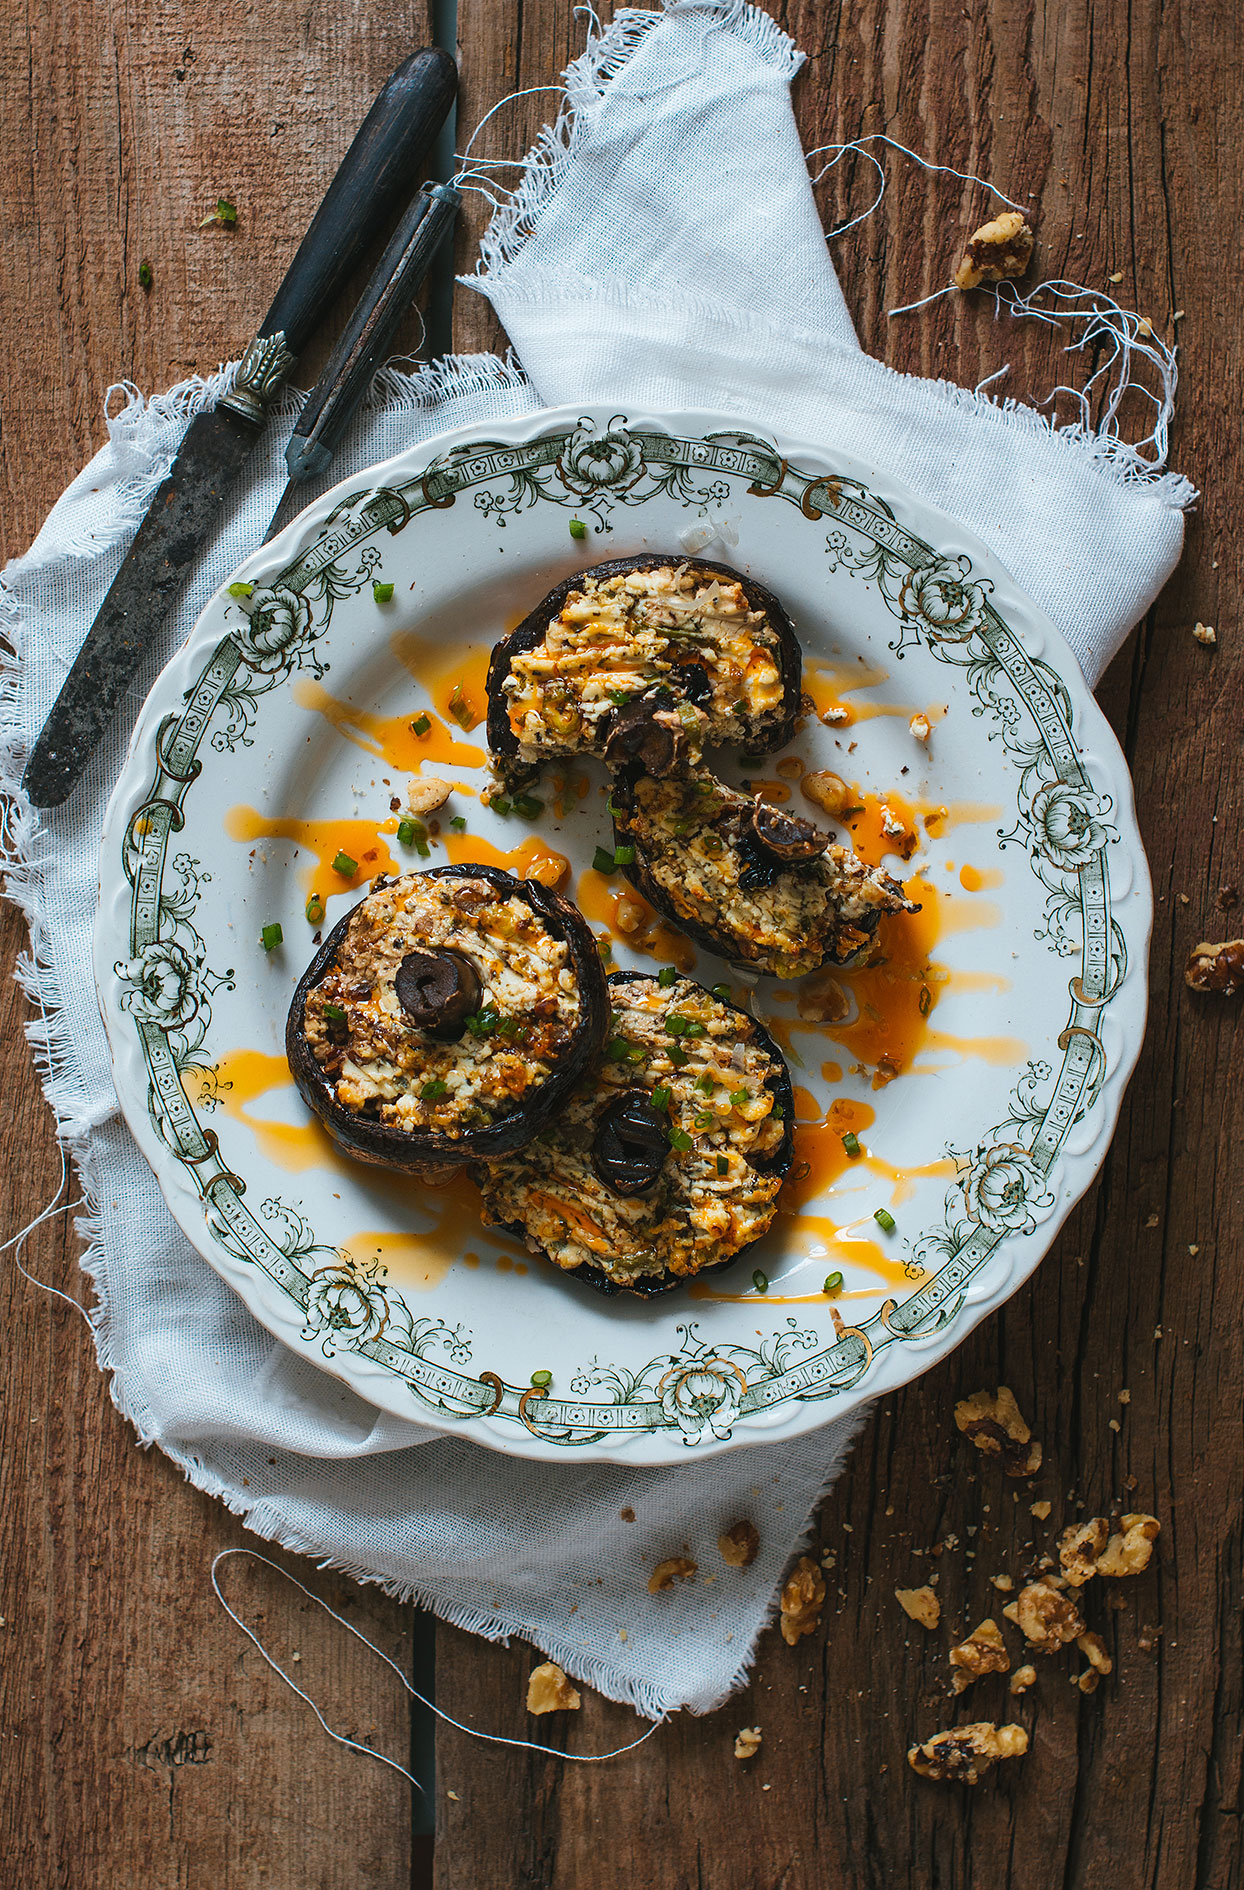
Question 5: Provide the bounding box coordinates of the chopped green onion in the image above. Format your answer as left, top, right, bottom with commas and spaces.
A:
613, 844, 635, 865
650, 1086, 672, 1111
667, 1046, 690, 1067
592, 845, 616, 873
823, 1271, 844, 1296
396, 818, 417, 845
331, 851, 357, 878
512, 793, 544, 820
260, 922, 283, 951
372, 580, 395, 603
411, 712, 431, 737
607, 688, 630, 707
716, 1155, 729, 1176
466, 1008, 499, 1037
305, 893, 324, 925
657, 966, 678, 988
841, 1131, 861, 1158
752, 1269, 769, 1294
138, 258, 153, 292
842, 804, 865, 819
605, 796, 622, 816
668, 1127, 693, 1152
488, 794, 511, 816
569, 519, 587, 540
530, 1369, 553, 1387
693, 1111, 713, 1130
227, 580, 254, 598
729, 1088, 749, 1106
666, 1015, 689, 1036
683, 1020, 705, 1038
874, 1207, 896, 1233
497, 1016, 522, 1038
711, 982, 731, 1001
626, 1043, 645, 1064
918, 984, 933, 1017
695, 1074, 715, 1095
607, 1037, 632, 1061
450, 815, 467, 831
420, 1079, 449, 1101
322, 1002, 347, 1023
447, 683, 480, 730
200, 197, 238, 227
771, 1102, 785, 1119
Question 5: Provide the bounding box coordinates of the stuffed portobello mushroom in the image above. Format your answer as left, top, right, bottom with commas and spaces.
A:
286, 864, 609, 1172
485, 556, 801, 781
473, 970, 795, 1296
609, 767, 919, 978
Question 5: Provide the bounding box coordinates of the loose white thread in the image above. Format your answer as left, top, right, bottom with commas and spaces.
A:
211, 1549, 666, 1774
807, 133, 1027, 236
0, 1140, 92, 1329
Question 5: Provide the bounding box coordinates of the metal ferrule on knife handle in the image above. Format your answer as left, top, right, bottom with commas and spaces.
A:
219, 331, 300, 426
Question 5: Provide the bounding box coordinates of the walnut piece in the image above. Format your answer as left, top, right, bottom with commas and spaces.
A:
1009, 1663, 1037, 1695
1193, 621, 1217, 645
1077, 1631, 1113, 1677
405, 775, 453, 817
734, 1725, 763, 1760
718, 1520, 761, 1568
909, 712, 932, 743
648, 1556, 698, 1593
1002, 1579, 1086, 1652
779, 1555, 826, 1645
950, 1617, 1011, 1692
954, 1386, 1043, 1476
908, 1721, 1028, 1785
1185, 939, 1244, 997
1058, 1516, 1110, 1587
954, 211, 1035, 290
1096, 1514, 1160, 1577
526, 1661, 581, 1715
801, 770, 852, 819
895, 1585, 941, 1630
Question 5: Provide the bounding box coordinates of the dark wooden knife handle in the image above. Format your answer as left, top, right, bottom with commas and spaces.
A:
284, 183, 461, 482
220, 46, 456, 421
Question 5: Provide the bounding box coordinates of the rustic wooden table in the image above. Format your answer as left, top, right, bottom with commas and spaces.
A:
3, 3, 1240, 1885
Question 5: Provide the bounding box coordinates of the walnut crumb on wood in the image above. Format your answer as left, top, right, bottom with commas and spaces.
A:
1185, 939, 1244, 996
1009, 1663, 1037, 1695
950, 1617, 1010, 1692
526, 1662, 581, 1715
1058, 1516, 1110, 1586
779, 1556, 826, 1644
718, 1520, 760, 1568
954, 1386, 1043, 1476
734, 1726, 762, 1760
1192, 621, 1217, 645
895, 1585, 941, 1629
1096, 1514, 1160, 1577
908, 1721, 1028, 1784
648, 1556, 698, 1593
953, 211, 1035, 290
1002, 1579, 1086, 1651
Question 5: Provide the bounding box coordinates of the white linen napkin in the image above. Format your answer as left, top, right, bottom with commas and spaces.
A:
0, 0, 1191, 1720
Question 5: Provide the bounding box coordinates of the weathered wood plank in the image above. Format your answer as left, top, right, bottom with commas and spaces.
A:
436, 4, 1244, 1887
0, 3, 438, 1883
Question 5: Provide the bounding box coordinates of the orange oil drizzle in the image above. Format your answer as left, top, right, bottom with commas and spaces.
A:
440, 829, 572, 890
959, 862, 1005, 892
803, 652, 892, 727
574, 867, 698, 971
393, 634, 493, 735
224, 807, 397, 896
291, 676, 486, 774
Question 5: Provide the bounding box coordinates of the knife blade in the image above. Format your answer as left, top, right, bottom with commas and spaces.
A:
265, 181, 461, 543
23, 45, 457, 809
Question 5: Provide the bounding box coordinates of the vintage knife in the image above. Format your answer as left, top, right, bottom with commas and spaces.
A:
23, 45, 457, 809
265, 179, 461, 543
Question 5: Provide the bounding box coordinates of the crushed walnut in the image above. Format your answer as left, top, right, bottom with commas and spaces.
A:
908, 1721, 1028, 1784
1030, 1500, 1052, 1521
1009, 1663, 1037, 1695
954, 1386, 1043, 1476
1096, 1514, 1160, 1577
718, 1520, 761, 1568
1002, 1579, 1086, 1652
1076, 1631, 1113, 1692
779, 1556, 826, 1645
895, 1585, 941, 1630
1058, 1516, 1110, 1587
526, 1661, 581, 1715
648, 1556, 698, 1593
953, 211, 1035, 290
950, 1617, 1011, 1692
1185, 939, 1244, 997
1192, 621, 1217, 645
405, 775, 453, 817
734, 1725, 763, 1760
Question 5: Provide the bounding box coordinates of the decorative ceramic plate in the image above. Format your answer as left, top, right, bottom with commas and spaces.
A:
94, 406, 1150, 1464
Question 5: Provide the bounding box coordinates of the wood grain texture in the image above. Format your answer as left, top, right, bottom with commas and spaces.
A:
2, 0, 1242, 1886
